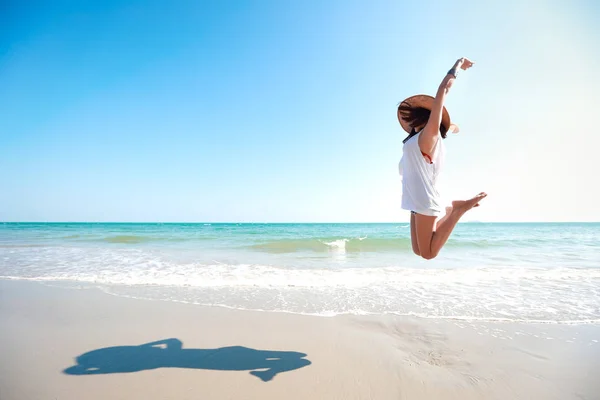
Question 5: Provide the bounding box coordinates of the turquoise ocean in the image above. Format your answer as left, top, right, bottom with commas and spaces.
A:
1, 222, 599, 323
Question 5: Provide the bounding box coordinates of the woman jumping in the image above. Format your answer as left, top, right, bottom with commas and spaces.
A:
398, 57, 487, 260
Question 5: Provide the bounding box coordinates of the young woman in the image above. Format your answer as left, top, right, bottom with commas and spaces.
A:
398, 57, 486, 260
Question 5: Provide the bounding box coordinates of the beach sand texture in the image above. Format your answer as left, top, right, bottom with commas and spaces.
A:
1, 280, 598, 400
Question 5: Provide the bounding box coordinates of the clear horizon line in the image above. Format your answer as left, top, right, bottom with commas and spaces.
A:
1, 221, 599, 224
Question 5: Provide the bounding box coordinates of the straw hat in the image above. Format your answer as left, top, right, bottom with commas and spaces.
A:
397, 94, 458, 134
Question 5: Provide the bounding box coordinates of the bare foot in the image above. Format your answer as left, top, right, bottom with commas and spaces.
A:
452, 192, 487, 214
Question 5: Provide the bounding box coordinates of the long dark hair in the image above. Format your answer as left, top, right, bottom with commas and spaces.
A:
398, 103, 448, 143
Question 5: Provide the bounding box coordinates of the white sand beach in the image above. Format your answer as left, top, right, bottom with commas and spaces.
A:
1, 280, 598, 400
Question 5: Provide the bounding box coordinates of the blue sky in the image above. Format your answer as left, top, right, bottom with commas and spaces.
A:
1, 0, 599, 222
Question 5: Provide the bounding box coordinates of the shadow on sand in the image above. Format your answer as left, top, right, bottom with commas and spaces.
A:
63, 338, 311, 382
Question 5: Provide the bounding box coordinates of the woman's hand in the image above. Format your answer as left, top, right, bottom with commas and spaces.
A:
455, 57, 474, 70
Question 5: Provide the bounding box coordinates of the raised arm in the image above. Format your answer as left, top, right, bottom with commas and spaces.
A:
419, 57, 473, 156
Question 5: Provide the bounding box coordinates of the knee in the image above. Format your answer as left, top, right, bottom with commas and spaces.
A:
420, 252, 437, 260
412, 248, 421, 256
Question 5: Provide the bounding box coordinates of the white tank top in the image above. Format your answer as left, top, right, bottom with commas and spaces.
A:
398, 132, 445, 216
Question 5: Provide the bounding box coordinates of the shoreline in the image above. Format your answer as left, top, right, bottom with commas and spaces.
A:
1, 280, 599, 399
2, 277, 599, 326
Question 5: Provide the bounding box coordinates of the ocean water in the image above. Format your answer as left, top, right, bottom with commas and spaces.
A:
1, 222, 599, 324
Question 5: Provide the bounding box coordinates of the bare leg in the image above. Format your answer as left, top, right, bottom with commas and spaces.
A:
409, 212, 420, 256
415, 193, 487, 260
412, 206, 453, 256
435, 205, 453, 228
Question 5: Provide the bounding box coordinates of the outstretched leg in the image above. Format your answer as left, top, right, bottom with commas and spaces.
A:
250, 355, 311, 382
415, 193, 487, 260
